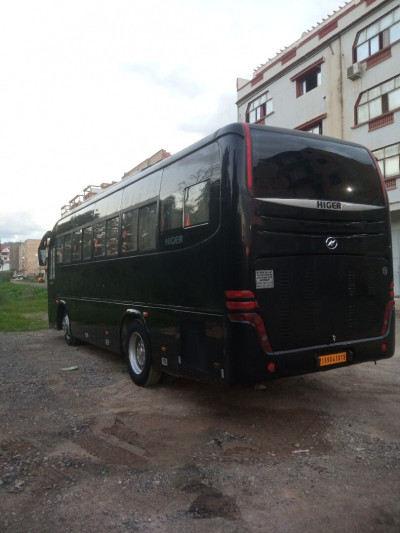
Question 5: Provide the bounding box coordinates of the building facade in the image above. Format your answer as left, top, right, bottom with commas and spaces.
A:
236, 0, 400, 292
10, 240, 42, 278
0, 245, 10, 271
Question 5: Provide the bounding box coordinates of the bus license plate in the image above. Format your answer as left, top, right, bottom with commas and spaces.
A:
318, 352, 347, 367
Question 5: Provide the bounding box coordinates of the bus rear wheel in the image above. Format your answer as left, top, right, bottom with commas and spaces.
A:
62, 312, 80, 346
125, 322, 162, 387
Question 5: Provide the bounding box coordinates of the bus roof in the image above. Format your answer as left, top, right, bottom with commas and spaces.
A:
55, 122, 371, 228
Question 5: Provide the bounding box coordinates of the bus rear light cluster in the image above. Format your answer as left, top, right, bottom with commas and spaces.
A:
225, 290, 272, 353
381, 282, 395, 336
381, 301, 395, 335
389, 281, 395, 299
226, 300, 259, 311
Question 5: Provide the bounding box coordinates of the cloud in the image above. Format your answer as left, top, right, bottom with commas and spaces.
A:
124, 62, 203, 99
178, 93, 237, 137
0, 212, 46, 243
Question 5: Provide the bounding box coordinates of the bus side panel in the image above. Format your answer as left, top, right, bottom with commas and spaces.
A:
145, 309, 180, 375
178, 315, 226, 383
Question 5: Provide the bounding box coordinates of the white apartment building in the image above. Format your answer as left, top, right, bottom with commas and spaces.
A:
236, 0, 400, 292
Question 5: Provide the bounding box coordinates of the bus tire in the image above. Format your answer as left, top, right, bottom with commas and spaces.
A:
62, 311, 80, 346
125, 322, 162, 387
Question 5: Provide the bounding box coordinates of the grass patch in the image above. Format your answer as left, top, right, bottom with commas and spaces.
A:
0, 282, 48, 331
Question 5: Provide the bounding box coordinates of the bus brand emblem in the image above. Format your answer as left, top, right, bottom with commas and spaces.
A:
325, 237, 338, 250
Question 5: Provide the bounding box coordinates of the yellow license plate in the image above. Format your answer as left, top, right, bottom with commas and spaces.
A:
319, 352, 347, 367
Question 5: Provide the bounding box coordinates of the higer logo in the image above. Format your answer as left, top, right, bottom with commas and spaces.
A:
317, 201, 342, 210
325, 237, 338, 250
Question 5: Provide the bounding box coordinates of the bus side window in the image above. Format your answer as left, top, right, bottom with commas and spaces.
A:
64, 234, 72, 264
138, 203, 157, 251
184, 180, 210, 227
161, 192, 183, 231
106, 216, 119, 256
82, 227, 92, 260
160, 142, 220, 237
48, 246, 55, 280
121, 209, 138, 253
93, 221, 106, 257
72, 230, 82, 261
56, 236, 63, 264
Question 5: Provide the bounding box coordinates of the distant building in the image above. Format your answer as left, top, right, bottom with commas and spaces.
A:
0, 245, 10, 271
60, 149, 170, 217
122, 149, 171, 180
10, 240, 42, 277
61, 183, 117, 216
236, 0, 400, 291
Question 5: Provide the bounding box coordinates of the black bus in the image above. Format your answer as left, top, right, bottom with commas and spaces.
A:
39, 123, 395, 386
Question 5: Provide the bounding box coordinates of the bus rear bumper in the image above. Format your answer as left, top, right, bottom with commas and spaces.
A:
227, 311, 395, 384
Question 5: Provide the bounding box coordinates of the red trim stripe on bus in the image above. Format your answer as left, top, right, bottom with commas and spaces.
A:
243, 123, 253, 195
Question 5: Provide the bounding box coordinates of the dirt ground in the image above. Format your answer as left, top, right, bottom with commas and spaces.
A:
0, 315, 399, 533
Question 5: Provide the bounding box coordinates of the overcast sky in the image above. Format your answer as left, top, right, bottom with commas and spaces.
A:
0, 0, 345, 243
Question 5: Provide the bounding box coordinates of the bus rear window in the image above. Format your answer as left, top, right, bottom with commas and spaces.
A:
251, 130, 385, 206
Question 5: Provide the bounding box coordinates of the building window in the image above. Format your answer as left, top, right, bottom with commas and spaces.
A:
356, 75, 400, 125
291, 58, 324, 98
246, 92, 273, 124
354, 7, 400, 62
295, 114, 326, 135
307, 123, 322, 135
299, 67, 321, 96
373, 143, 400, 189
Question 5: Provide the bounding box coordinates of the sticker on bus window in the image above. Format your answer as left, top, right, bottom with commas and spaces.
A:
256, 270, 274, 289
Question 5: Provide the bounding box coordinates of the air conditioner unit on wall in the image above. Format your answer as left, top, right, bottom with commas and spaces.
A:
347, 63, 362, 81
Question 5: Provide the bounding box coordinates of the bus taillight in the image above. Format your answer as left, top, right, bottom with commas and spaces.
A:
228, 312, 272, 353
225, 290, 255, 299
226, 290, 272, 353
381, 282, 395, 336
382, 300, 395, 335
389, 281, 395, 299
226, 301, 259, 310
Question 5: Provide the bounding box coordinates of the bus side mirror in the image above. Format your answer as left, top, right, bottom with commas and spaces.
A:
38, 230, 52, 266
38, 249, 47, 266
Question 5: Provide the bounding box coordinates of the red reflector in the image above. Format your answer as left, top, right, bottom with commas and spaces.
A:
267, 362, 275, 373
225, 290, 255, 299
381, 344, 387, 352
226, 301, 258, 310
381, 300, 395, 335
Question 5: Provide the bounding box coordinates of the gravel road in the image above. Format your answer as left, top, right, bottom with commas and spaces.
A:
0, 317, 399, 532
